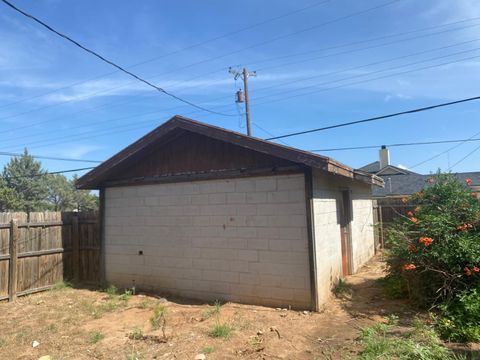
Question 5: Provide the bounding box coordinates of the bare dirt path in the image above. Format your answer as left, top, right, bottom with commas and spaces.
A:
0, 255, 408, 359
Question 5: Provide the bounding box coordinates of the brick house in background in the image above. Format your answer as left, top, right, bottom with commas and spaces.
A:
77, 116, 383, 310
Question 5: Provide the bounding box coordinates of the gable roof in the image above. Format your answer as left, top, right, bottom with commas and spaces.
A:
359, 161, 381, 173
77, 115, 383, 189
373, 172, 480, 197
359, 161, 417, 175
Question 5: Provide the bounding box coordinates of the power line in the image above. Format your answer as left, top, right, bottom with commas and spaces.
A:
448, 143, 480, 170
0, 0, 399, 122
1, 4, 470, 131
253, 38, 480, 96
0, 0, 235, 117
410, 129, 480, 169
6, 166, 96, 180
311, 138, 480, 152
0, 151, 102, 163
254, 46, 480, 102
253, 52, 480, 108
0, 0, 331, 111
249, 18, 480, 70
7, 50, 480, 150
7, 39, 480, 148
266, 96, 480, 141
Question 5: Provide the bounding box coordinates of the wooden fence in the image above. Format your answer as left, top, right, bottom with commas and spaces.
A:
373, 198, 419, 248
0, 211, 100, 301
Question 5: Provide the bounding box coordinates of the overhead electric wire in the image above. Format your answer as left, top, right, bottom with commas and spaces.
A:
252, 38, 480, 95
448, 143, 480, 170
265, 96, 480, 141
254, 46, 480, 102
0, 0, 236, 117
0, 0, 332, 111
7, 47, 480, 150
311, 138, 480, 152
247, 18, 480, 69
6, 166, 96, 180
7, 50, 480, 151
253, 52, 480, 109
4, 102, 237, 152
0, 0, 399, 122
2, 10, 477, 129
6, 38, 480, 147
409, 129, 480, 169
0, 151, 102, 163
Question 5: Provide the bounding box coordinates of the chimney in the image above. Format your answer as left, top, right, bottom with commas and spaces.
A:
379, 145, 390, 169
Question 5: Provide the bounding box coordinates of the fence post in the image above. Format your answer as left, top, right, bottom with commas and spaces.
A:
8, 219, 18, 302
379, 205, 384, 249
72, 215, 80, 282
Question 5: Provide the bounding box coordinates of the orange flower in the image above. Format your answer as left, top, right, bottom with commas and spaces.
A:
472, 192, 478, 198
427, 178, 434, 184
414, 207, 421, 213
417, 191, 424, 199
465, 178, 473, 186
401, 197, 409, 204
419, 237, 433, 246
409, 217, 419, 224
407, 211, 414, 217
457, 223, 473, 231
407, 244, 417, 252
402, 263, 416, 271
465, 267, 472, 276
473, 266, 479, 273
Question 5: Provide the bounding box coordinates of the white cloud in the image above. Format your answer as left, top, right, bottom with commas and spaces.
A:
56, 144, 104, 159
384, 93, 413, 102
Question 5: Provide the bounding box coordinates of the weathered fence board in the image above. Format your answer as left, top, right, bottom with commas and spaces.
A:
0, 211, 100, 301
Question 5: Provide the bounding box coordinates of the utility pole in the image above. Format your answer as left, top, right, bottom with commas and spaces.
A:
229, 67, 256, 136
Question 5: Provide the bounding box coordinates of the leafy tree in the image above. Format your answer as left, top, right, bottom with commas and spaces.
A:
0, 177, 22, 211
71, 175, 98, 212
2, 149, 49, 212
46, 174, 76, 211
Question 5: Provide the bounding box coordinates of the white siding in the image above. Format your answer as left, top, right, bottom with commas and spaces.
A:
104, 174, 311, 309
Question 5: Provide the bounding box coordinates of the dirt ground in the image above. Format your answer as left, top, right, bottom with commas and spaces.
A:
0, 255, 413, 360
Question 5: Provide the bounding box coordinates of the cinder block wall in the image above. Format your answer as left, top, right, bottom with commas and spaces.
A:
311, 170, 375, 307
350, 187, 375, 273
104, 174, 311, 309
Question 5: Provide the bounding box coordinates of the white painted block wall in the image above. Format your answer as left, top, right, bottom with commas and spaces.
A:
104, 174, 311, 309
311, 170, 375, 307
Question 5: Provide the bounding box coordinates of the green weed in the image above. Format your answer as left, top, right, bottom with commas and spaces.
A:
209, 323, 233, 339
358, 319, 465, 360
89, 331, 105, 344
201, 345, 215, 354
332, 279, 351, 298
128, 327, 143, 340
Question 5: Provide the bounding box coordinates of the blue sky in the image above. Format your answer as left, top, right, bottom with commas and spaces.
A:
1, 0, 480, 177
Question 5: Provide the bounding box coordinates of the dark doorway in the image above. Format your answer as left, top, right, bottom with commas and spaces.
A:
340, 190, 352, 277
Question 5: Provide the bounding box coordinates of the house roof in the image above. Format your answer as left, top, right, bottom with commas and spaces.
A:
359, 161, 417, 175
373, 172, 480, 197
77, 115, 383, 189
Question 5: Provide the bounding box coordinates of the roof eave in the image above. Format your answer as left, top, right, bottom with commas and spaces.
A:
77, 115, 378, 189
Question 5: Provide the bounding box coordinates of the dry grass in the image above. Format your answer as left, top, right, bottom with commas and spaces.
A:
0, 256, 429, 359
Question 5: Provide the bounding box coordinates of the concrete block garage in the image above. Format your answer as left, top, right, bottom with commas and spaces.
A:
77, 116, 383, 310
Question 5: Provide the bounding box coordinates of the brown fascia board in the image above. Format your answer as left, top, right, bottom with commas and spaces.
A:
77, 115, 377, 189
354, 170, 385, 187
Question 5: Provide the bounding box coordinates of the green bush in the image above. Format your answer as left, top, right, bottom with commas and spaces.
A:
436, 286, 480, 342
384, 173, 480, 341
